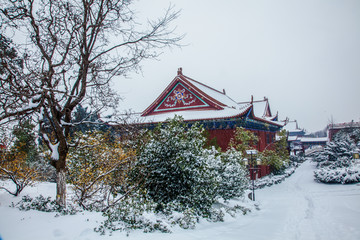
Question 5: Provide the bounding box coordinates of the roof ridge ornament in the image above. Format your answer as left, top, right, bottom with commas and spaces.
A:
177, 67, 183, 75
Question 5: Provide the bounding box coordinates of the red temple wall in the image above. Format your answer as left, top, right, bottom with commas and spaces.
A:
207, 129, 275, 179
207, 129, 235, 151
328, 129, 340, 141
207, 129, 276, 152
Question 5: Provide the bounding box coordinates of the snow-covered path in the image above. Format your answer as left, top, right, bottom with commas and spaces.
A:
139, 160, 360, 240
1, 160, 360, 240
253, 160, 360, 240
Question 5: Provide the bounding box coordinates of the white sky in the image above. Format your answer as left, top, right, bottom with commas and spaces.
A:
115, 0, 360, 133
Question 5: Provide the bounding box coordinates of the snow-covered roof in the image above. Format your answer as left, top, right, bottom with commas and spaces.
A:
300, 137, 328, 143
139, 68, 284, 127
288, 136, 300, 142
252, 99, 271, 119
139, 104, 252, 124
328, 121, 360, 130
182, 75, 239, 109
236, 96, 283, 126
287, 135, 328, 143
283, 120, 305, 133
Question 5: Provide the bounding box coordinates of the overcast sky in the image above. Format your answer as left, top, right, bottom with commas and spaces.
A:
115, 0, 360, 133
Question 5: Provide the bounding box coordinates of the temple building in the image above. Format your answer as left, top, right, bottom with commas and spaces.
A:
328, 121, 360, 141
138, 68, 285, 152
284, 120, 328, 155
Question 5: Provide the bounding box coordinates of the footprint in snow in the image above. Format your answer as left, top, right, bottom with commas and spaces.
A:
53, 229, 64, 237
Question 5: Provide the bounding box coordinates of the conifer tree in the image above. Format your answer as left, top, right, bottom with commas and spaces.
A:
0, 120, 40, 196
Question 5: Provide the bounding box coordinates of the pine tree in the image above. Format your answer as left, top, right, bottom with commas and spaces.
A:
313, 129, 359, 168
0, 33, 23, 78
71, 104, 109, 134
313, 128, 360, 184
0, 120, 40, 196
12, 120, 39, 163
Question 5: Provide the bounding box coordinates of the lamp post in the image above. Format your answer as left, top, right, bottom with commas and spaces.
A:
244, 150, 261, 201
353, 149, 360, 160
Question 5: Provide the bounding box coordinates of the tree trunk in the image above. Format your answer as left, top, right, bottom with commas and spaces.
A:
56, 168, 67, 207
53, 137, 68, 207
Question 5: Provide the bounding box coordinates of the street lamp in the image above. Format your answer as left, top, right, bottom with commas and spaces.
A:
244, 149, 261, 201
353, 149, 360, 160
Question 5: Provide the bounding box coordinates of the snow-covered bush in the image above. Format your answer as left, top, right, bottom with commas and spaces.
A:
98, 116, 250, 234
95, 192, 172, 235
131, 116, 218, 215
313, 129, 360, 184
290, 153, 305, 163
95, 190, 252, 235
12, 195, 78, 216
254, 163, 298, 189
206, 147, 249, 200
314, 164, 360, 184
313, 140, 355, 168
131, 116, 250, 214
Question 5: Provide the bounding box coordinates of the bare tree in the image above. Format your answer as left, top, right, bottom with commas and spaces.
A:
0, 0, 183, 206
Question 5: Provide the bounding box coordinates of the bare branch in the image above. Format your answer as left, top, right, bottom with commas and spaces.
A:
1, 0, 183, 206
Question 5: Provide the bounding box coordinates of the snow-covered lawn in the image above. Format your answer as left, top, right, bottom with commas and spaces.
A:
1, 160, 360, 240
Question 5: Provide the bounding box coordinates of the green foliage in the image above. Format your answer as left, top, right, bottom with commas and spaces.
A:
229, 127, 258, 155
95, 192, 172, 235
203, 130, 221, 150
313, 128, 360, 184
204, 147, 249, 200
260, 150, 285, 174
87, 117, 250, 234
260, 130, 289, 175
67, 130, 135, 210
313, 129, 359, 169
132, 116, 217, 215
0, 120, 40, 196
0, 33, 23, 76
71, 104, 109, 135
12, 195, 78, 216
290, 153, 305, 163
12, 119, 39, 163
229, 127, 290, 175
274, 130, 289, 159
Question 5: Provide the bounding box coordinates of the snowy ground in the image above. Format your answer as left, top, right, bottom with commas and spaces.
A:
1, 160, 360, 240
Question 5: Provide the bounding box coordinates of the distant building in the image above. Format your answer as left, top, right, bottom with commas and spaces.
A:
300, 137, 328, 150
284, 120, 305, 155
328, 121, 360, 141
284, 120, 327, 155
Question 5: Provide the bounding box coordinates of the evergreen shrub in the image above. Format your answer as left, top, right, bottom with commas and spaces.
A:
313, 129, 360, 184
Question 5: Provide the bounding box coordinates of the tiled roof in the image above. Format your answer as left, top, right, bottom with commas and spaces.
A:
328, 121, 360, 129
140, 68, 283, 127
140, 103, 252, 124
181, 75, 239, 109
